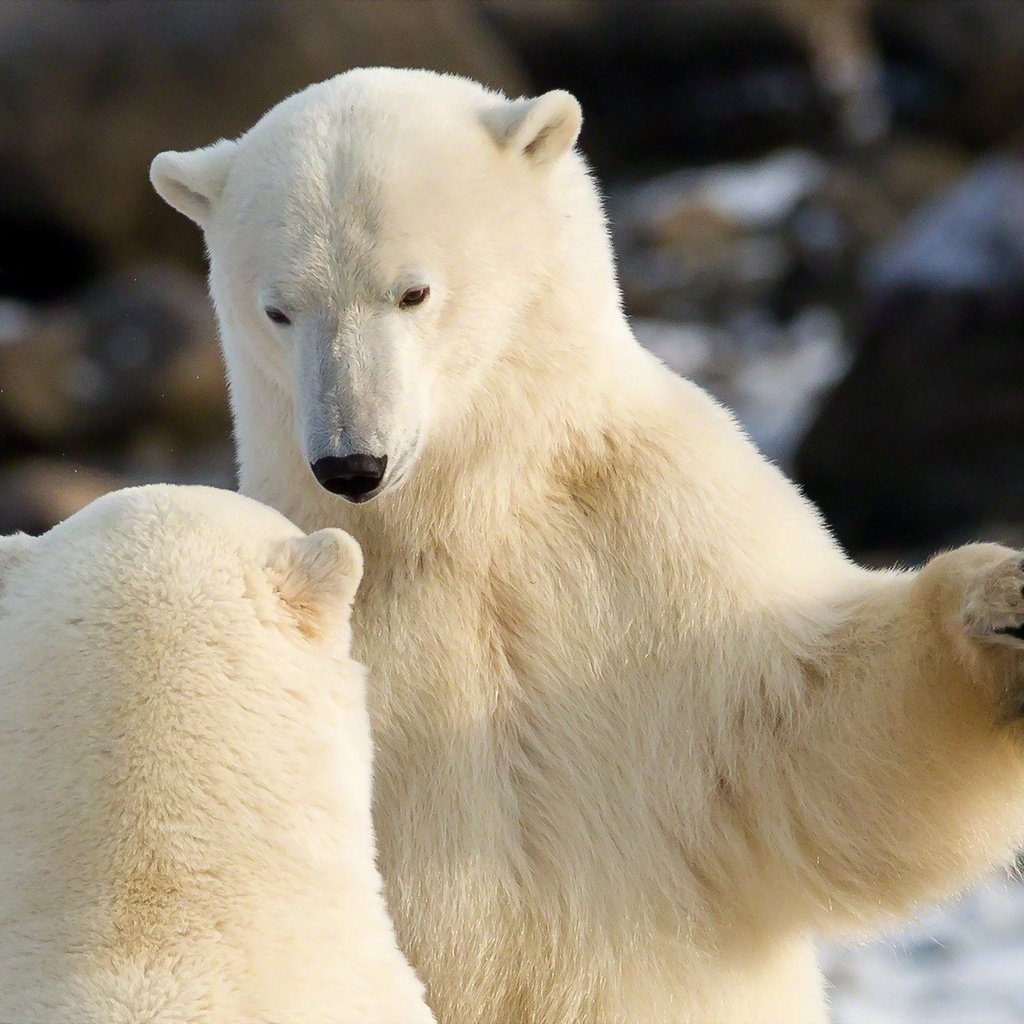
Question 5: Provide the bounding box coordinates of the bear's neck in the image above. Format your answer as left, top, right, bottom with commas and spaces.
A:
232, 275, 645, 568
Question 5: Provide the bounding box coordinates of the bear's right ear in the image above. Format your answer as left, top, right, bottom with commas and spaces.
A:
150, 138, 238, 227
266, 529, 363, 638
482, 90, 583, 166
0, 533, 34, 592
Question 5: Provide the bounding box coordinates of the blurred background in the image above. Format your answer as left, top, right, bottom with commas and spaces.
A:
1, 0, 1023, 1019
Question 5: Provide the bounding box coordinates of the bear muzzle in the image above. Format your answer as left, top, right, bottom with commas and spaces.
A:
310, 454, 388, 503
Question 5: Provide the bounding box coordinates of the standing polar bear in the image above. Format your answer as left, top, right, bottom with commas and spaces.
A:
0, 485, 434, 1024
153, 69, 1024, 1024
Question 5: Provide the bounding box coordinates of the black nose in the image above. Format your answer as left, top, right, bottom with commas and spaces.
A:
310, 454, 388, 502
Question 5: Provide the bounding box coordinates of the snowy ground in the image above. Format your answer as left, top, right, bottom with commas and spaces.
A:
821, 871, 1024, 1024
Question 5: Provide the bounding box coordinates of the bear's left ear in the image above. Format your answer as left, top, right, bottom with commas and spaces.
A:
482, 90, 582, 166
150, 138, 238, 227
266, 529, 364, 637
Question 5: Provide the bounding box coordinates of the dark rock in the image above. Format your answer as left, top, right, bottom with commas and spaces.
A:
795, 286, 1024, 555
613, 149, 831, 321
0, 267, 227, 449
871, 0, 1024, 150
484, 0, 833, 174
796, 154, 1024, 556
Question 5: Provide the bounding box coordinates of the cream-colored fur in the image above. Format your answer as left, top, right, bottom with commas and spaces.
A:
152, 69, 1024, 1024
0, 485, 434, 1024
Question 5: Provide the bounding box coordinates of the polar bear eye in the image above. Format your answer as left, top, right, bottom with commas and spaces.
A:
265, 306, 292, 326
399, 286, 429, 309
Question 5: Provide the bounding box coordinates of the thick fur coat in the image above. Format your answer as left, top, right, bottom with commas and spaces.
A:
153, 70, 1024, 1024
0, 485, 433, 1024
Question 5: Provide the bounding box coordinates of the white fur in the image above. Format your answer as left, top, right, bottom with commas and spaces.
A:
154, 69, 1024, 1024
0, 485, 434, 1024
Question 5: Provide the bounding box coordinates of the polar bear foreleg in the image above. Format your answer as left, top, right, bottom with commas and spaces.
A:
759, 544, 1024, 933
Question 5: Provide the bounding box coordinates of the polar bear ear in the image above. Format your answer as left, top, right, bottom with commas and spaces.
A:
267, 529, 364, 637
482, 90, 582, 166
150, 138, 238, 226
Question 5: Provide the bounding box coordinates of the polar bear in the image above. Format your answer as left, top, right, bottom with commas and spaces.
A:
152, 69, 1024, 1024
0, 485, 434, 1024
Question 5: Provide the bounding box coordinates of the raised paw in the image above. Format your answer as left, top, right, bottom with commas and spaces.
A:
962, 554, 1024, 648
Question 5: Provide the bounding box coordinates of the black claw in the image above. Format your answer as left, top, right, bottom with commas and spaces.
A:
996, 623, 1024, 641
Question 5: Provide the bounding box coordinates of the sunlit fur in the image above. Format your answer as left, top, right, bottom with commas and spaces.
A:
0, 485, 434, 1024
155, 69, 1024, 1024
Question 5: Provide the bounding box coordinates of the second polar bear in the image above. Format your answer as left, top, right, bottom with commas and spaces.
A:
0, 485, 433, 1024
153, 70, 1024, 1024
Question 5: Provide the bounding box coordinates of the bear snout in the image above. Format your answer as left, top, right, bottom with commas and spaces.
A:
310, 453, 388, 502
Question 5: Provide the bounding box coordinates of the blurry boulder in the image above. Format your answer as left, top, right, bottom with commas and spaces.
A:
488, 0, 1024, 168
76, 267, 230, 442
817, 139, 968, 255
871, 0, 1024, 151
626, 150, 830, 241
0, 459, 124, 535
796, 286, 1024, 556
484, 0, 833, 173
864, 156, 1024, 292
796, 156, 1024, 555
613, 149, 833, 320
0, 0, 526, 298
0, 266, 227, 448
614, 133, 969, 326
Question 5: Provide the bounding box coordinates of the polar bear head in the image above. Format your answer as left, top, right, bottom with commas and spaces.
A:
0, 483, 363, 672
151, 69, 614, 504
0, 485, 372, 1022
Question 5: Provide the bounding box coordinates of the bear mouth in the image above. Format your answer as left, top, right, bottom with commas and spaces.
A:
322, 474, 383, 502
